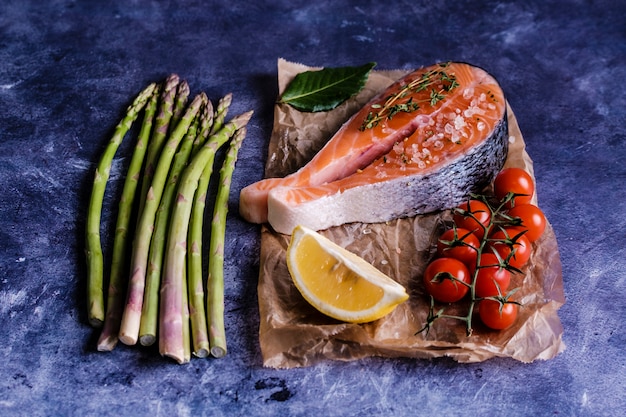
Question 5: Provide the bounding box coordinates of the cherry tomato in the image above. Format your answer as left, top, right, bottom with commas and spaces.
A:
493, 167, 535, 207
488, 229, 532, 269
473, 253, 511, 298
423, 258, 471, 303
507, 203, 546, 242
436, 228, 480, 268
453, 200, 491, 240
478, 299, 518, 330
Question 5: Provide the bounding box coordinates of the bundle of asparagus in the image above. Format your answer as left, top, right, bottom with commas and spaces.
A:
85, 75, 253, 364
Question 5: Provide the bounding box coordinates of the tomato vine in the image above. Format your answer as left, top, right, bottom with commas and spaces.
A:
417, 168, 546, 335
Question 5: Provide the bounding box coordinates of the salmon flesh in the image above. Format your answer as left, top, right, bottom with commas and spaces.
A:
240, 62, 508, 234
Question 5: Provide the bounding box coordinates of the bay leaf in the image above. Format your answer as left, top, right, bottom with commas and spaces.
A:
278, 62, 376, 112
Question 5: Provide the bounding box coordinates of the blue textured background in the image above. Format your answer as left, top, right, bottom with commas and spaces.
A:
1, 1, 624, 416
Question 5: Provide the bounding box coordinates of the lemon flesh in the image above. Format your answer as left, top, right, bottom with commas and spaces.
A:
286, 225, 409, 323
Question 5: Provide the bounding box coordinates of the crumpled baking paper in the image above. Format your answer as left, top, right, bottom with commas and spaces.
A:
256, 58, 565, 369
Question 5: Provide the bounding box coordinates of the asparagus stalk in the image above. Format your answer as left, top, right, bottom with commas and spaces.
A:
137, 97, 206, 346
118, 93, 204, 346
136, 75, 180, 219
97, 83, 161, 350
208, 126, 248, 358
184, 100, 216, 358
182, 260, 191, 363
188, 96, 235, 358
159, 110, 253, 364
85, 82, 157, 327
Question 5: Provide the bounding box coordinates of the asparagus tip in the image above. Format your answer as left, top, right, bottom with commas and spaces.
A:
178, 79, 190, 95
165, 73, 180, 84
234, 110, 254, 127
222, 92, 233, 104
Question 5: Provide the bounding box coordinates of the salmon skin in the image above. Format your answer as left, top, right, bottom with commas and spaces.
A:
240, 62, 509, 234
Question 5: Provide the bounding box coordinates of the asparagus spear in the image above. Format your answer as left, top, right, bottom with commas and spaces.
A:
85, 82, 157, 327
187, 96, 234, 358
136, 75, 180, 219
208, 126, 248, 358
97, 83, 161, 350
137, 97, 205, 346
119, 93, 204, 346
159, 110, 253, 364
184, 100, 216, 358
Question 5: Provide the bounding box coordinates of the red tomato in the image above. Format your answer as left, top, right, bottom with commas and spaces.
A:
493, 167, 535, 207
452, 200, 491, 240
507, 204, 546, 242
488, 229, 532, 269
479, 299, 518, 330
473, 253, 511, 298
423, 258, 471, 303
436, 228, 480, 268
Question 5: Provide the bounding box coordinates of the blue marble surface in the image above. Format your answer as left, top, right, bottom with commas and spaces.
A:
1, 1, 625, 416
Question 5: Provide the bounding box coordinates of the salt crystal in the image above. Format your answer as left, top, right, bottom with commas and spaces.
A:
416, 115, 430, 125
454, 115, 467, 130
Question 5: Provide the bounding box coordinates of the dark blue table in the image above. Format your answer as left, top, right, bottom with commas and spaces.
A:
1, 1, 624, 416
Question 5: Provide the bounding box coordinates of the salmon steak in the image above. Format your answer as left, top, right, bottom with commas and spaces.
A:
240, 62, 509, 235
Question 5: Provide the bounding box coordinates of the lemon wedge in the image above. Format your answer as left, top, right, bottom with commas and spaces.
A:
286, 225, 409, 323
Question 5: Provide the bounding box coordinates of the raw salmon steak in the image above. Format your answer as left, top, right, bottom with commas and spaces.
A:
240, 62, 508, 234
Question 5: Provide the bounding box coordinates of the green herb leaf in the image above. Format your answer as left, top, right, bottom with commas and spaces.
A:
278, 62, 376, 112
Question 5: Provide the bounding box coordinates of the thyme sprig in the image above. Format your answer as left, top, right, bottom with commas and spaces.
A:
360, 62, 460, 131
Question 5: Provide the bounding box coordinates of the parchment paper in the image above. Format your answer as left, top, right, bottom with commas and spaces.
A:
256, 58, 566, 369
